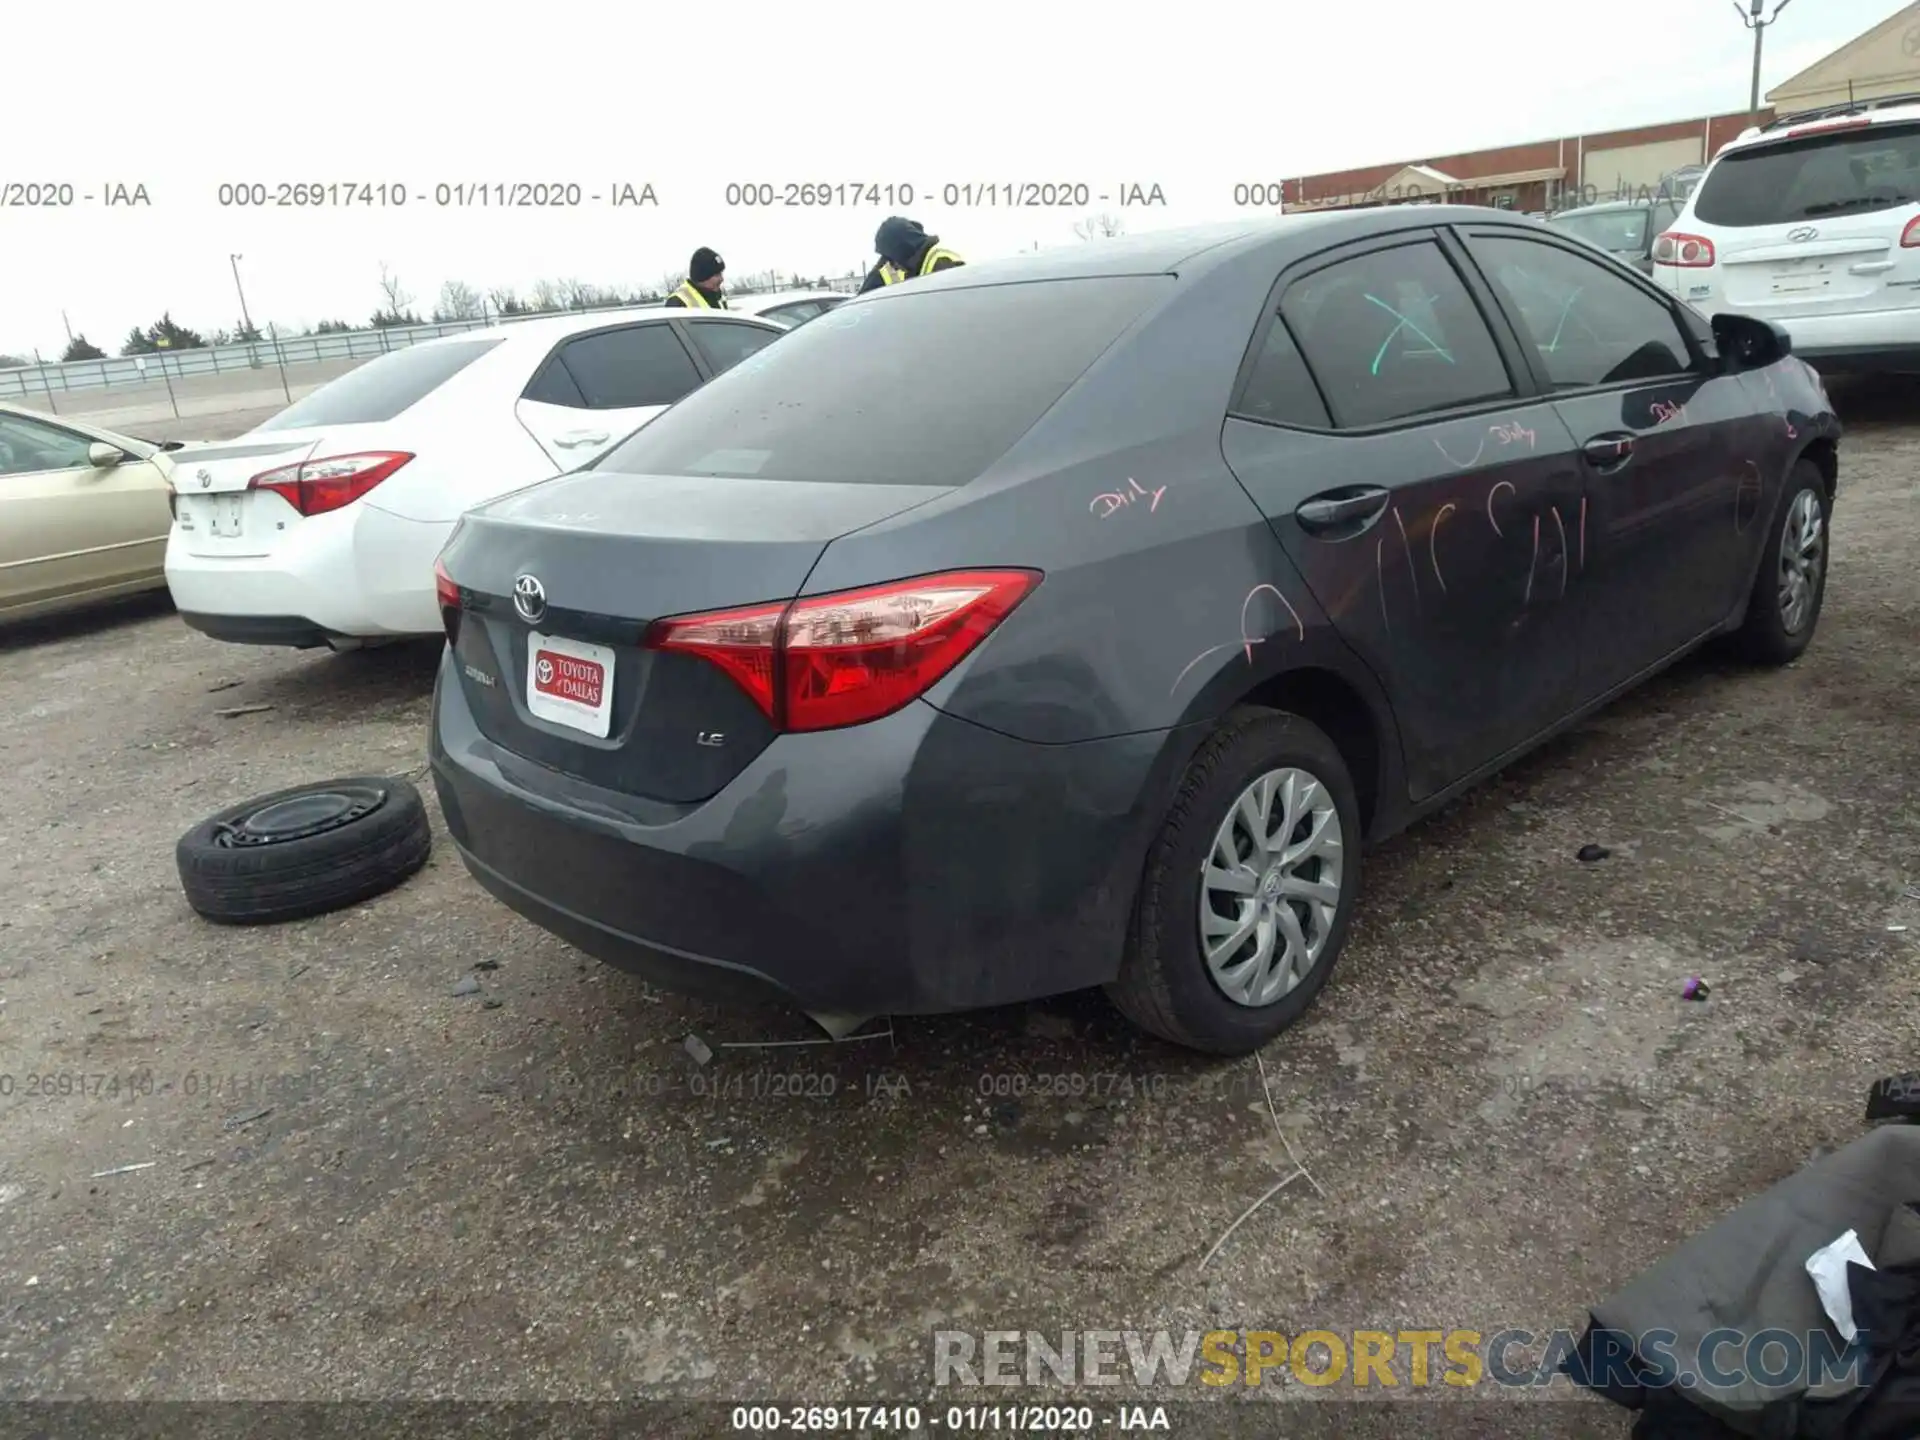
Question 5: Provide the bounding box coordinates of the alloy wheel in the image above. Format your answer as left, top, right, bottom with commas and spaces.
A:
1777, 487, 1825, 636
1199, 767, 1345, 1008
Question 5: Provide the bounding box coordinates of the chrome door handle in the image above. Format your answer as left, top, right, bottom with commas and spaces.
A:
554, 430, 609, 447
1296, 486, 1390, 533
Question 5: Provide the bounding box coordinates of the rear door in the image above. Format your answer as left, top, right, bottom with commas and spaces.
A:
1220, 229, 1586, 801
1458, 226, 1753, 697
514, 322, 707, 468
1680, 118, 1920, 324
0, 411, 171, 608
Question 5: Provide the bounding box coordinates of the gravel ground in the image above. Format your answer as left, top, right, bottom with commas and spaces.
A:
1, 384, 1916, 1438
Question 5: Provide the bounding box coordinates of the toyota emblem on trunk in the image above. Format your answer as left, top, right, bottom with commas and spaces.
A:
1787, 226, 1818, 242
513, 574, 546, 624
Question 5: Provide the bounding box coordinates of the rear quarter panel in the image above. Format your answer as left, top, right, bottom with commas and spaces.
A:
800, 246, 1377, 750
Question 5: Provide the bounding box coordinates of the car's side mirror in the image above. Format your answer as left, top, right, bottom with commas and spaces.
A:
1711, 312, 1793, 373
87, 441, 128, 467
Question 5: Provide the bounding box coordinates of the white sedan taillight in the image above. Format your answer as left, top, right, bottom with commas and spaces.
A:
247, 451, 414, 517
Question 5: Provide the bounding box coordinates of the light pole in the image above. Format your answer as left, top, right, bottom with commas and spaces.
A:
1735, 0, 1794, 121
230, 253, 259, 366
230, 253, 257, 333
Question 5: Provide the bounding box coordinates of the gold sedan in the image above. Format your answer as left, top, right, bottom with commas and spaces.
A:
0, 402, 181, 623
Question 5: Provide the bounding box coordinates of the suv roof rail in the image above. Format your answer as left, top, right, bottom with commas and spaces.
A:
1759, 92, 1920, 132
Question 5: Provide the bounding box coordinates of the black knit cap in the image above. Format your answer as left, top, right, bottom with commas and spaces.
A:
690, 247, 725, 283
874, 217, 929, 267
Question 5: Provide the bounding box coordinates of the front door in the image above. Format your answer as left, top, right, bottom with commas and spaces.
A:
1221, 231, 1587, 801
0, 411, 169, 610
1458, 228, 1753, 699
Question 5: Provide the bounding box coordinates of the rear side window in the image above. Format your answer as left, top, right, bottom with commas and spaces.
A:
1693, 121, 1920, 226
256, 337, 503, 430
1281, 241, 1513, 428
687, 320, 782, 375
1233, 316, 1331, 428
553, 325, 703, 409
595, 276, 1170, 485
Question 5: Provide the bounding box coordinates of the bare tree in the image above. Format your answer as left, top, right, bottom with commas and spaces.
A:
434, 280, 484, 322
487, 285, 522, 315
1073, 212, 1127, 241
528, 278, 566, 313
658, 269, 685, 298
377, 262, 413, 313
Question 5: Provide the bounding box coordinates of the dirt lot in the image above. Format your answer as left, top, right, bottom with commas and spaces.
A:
2, 386, 1916, 1436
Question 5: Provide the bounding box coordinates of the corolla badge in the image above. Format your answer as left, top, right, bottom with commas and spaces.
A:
513, 573, 546, 624
1787, 226, 1818, 242
196, 468, 212, 488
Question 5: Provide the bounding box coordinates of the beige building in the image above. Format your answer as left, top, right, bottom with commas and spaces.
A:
1767, 0, 1920, 113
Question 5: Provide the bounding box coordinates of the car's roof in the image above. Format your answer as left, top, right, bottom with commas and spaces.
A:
1550, 200, 1661, 217
729, 289, 849, 311
412, 307, 776, 352
868, 208, 1564, 294
1723, 94, 1920, 153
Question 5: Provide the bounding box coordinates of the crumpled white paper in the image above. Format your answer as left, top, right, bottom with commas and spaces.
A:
1806, 1229, 1876, 1341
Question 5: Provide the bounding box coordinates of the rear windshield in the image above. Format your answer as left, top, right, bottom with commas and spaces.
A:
593, 275, 1171, 485
256, 337, 504, 430
1693, 120, 1920, 227
1550, 207, 1654, 253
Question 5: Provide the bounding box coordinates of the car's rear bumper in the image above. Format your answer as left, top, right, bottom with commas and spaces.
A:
178, 611, 344, 648
164, 502, 450, 640
428, 646, 1186, 1017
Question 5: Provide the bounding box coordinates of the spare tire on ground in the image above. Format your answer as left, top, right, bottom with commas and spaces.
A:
176, 775, 432, 924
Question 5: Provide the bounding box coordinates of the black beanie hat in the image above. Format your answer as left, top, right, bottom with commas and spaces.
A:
874, 216, 929, 267
690, 247, 725, 283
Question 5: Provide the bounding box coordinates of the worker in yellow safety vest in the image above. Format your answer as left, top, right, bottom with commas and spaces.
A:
857, 217, 964, 294
664, 247, 728, 308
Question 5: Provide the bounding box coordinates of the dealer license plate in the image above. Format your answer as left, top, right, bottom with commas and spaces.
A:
526, 632, 615, 738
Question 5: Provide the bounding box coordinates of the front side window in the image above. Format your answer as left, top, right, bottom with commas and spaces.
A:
1470, 235, 1693, 389
0, 413, 94, 475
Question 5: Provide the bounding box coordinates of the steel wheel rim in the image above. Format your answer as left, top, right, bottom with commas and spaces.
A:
215, 785, 387, 848
1199, 766, 1345, 1009
1777, 488, 1825, 636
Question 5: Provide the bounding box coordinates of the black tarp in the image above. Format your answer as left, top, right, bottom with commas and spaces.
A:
1564, 1124, 1920, 1437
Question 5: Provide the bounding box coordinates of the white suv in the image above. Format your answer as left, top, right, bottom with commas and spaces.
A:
1651, 93, 1920, 374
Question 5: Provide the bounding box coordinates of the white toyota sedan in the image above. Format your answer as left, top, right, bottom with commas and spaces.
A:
164, 307, 787, 649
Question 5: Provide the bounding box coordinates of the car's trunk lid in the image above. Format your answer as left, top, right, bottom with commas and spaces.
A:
438, 469, 946, 802
166, 424, 392, 558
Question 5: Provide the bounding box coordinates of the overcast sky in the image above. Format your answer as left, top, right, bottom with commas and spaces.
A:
4, 0, 1906, 356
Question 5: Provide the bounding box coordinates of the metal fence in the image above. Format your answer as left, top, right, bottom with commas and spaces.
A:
0, 275, 868, 403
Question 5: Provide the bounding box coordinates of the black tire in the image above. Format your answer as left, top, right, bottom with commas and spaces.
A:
1106, 707, 1363, 1055
176, 775, 431, 925
1731, 459, 1831, 666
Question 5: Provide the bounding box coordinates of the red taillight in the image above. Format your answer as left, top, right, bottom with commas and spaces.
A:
1902, 215, 1920, 248
248, 451, 413, 517
1651, 231, 1716, 268
644, 569, 1042, 732
434, 558, 462, 644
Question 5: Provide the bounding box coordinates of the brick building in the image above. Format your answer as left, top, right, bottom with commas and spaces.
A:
1281, 110, 1769, 216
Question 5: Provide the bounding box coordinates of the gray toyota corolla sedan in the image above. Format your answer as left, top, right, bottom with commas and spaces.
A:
429, 206, 1838, 1055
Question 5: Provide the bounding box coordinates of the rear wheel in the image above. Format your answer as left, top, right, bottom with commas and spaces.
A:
1107, 707, 1362, 1055
1731, 459, 1829, 666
